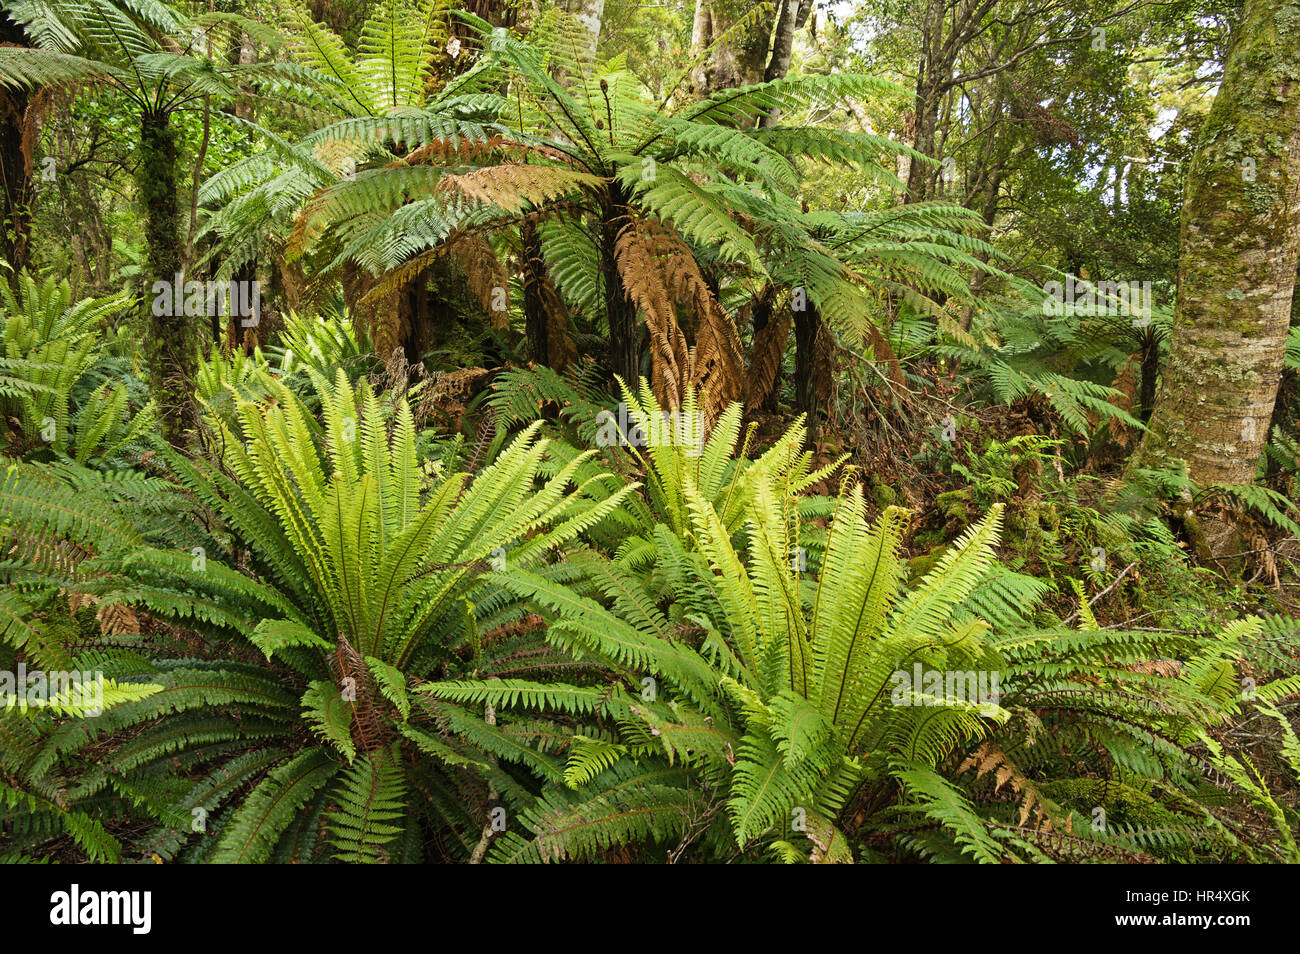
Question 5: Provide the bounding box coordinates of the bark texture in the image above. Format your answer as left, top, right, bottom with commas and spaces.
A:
793, 301, 829, 447
602, 183, 640, 388
138, 109, 196, 446
1130, 0, 1300, 488
687, 0, 781, 95
0, 12, 31, 277
566, 0, 605, 52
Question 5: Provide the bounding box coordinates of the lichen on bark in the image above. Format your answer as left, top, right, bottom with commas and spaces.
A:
1130, 0, 1300, 494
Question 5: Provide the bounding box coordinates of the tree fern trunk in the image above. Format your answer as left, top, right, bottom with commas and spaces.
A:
1129, 0, 1300, 488
138, 108, 196, 447
227, 258, 258, 354
0, 12, 31, 281
1138, 332, 1160, 424
602, 188, 639, 387
794, 301, 824, 446
400, 268, 430, 370
747, 290, 785, 412
521, 220, 549, 366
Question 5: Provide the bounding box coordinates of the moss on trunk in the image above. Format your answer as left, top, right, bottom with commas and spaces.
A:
137, 109, 196, 447
1130, 0, 1300, 490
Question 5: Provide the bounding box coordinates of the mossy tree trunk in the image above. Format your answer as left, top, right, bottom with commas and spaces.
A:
687, 0, 782, 96
138, 108, 197, 446
1129, 0, 1300, 488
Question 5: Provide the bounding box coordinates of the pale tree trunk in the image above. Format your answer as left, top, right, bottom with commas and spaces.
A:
759, 0, 813, 126
1130, 0, 1300, 491
689, 0, 713, 92
687, 0, 781, 96
567, 0, 605, 54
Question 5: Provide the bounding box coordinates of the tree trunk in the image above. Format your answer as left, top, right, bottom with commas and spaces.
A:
138, 108, 196, 446
763, 0, 810, 82
566, 0, 605, 54
904, 0, 947, 203
793, 301, 825, 447
1264, 361, 1297, 490
0, 12, 31, 278
758, 0, 813, 126
688, 0, 781, 96
689, 0, 714, 93
1129, 0, 1300, 489
521, 219, 550, 365
906, 76, 943, 203
602, 186, 639, 387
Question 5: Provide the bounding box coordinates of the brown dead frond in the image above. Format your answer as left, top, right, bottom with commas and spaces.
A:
446, 234, 509, 328
614, 216, 692, 410
331, 634, 392, 755
743, 287, 791, 407
1107, 360, 1140, 450
402, 135, 570, 167
615, 216, 744, 428
66, 592, 141, 637
958, 742, 1052, 829
435, 163, 602, 213
96, 602, 140, 636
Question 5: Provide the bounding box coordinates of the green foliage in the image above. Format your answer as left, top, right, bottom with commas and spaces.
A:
418, 387, 1292, 864
0, 271, 151, 467
933, 278, 1154, 439
0, 370, 636, 861
327, 744, 407, 863
0, 0, 1297, 870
